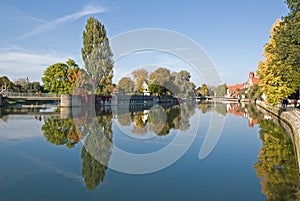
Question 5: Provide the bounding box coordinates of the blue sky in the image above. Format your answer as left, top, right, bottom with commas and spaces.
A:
0, 0, 289, 86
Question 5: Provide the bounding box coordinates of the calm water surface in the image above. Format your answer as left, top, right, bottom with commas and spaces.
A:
0, 103, 299, 201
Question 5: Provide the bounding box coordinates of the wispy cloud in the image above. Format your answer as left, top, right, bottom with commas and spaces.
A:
12, 4, 106, 41
0, 1, 46, 23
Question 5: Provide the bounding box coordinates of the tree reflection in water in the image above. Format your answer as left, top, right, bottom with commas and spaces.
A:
133, 110, 148, 135
117, 112, 134, 126
42, 117, 80, 148
41, 102, 300, 195
118, 102, 196, 136
81, 146, 108, 190
199, 101, 300, 200
41, 109, 113, 191
41, 103, 196, 190
255, 119, 300, 201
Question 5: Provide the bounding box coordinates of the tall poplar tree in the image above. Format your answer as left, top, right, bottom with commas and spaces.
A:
81, 17, 114, 94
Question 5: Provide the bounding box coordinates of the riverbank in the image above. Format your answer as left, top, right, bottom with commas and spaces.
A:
256, 101, 300, 135
256, 100, 300, 172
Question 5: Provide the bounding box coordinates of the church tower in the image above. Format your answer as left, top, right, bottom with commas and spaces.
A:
249, 71, 254, 79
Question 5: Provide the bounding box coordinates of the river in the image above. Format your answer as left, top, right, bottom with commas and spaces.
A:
0, 102, 299, 201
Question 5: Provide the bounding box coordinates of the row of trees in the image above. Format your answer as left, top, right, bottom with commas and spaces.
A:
118, 70, 229, 98
257, 0, 300, 104
0, 76, 44, 93
195, 83, 228, 97
117, 68, 196, 98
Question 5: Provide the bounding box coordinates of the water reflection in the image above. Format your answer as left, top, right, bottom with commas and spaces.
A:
41, 108, 113, 190
1, 102, 299, 198
42, 117, 79, 148
255, 119, 300, 200
199, 102, 262, 128
81, 146, 108, 190
201, 102, 300, 200
39, 102, 196, 190
116, 103, 195, 136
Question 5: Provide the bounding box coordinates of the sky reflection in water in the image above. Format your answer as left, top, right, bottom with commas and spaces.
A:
0, 102, 298, 201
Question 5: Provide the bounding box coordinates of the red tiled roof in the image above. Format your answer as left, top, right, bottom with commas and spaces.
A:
251, 77, 259, 85
227, 84, 244, 92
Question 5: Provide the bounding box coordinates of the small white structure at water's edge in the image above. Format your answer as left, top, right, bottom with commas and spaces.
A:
142, 82, 150, 96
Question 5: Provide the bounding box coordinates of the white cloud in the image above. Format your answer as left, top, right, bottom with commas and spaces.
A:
12, 4, 106, 41
0, 47, 77, 81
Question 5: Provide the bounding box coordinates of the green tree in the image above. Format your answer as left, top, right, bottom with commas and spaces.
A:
148, 68, 172, 95
285, 0, 300, 12
208, 86, 215, 97
0, 76, 17, 91
81, 17, 114, 94
215, 84, 227, 97
31, 82, 44, 92
171, 71, 194, 98
179, 70, 191, 82
170, 72, 184, 96
247, 84, 261, 100
14, 78, 28, 87
131, 69, 148, 93
19, 81, 44, 93
257, 2, 300, 104
42, 59, 79, 94
148, 82, 165, 96
147, 68, 195, 98
197, 84, 209, 96
117, 77, 135, 94
195, 87, 202, 96
188, 82, 196, 97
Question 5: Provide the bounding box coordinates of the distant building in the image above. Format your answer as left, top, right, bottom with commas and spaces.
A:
226, 71, 259, 98
245, 71, 260, 88
142, 82, 150, 96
